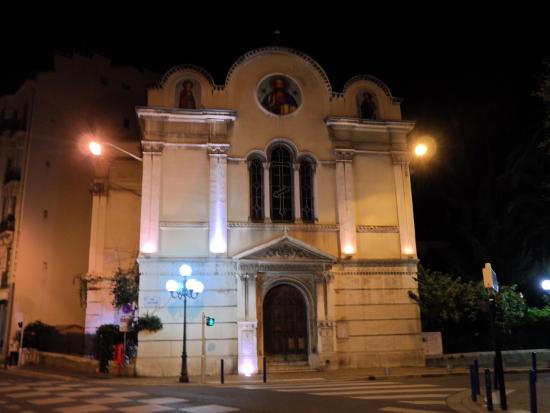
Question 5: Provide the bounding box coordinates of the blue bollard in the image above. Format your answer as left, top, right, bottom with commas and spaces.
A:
474, 359, 480, 395
470, 365, 477, 402
485, 369, 493, 412
532, 352, 537, 382
263, 356, 267, 383
529, 369, 537, 413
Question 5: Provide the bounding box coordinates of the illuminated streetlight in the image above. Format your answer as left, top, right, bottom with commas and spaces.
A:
87, 139, 143, 162
165, 264, 204, 383
414, 143, 428, 157
89, 141, 103, 156
541, 279, 550, 291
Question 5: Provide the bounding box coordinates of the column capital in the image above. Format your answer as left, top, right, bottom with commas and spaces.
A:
334, 149, 355, 161
207, 143, 230, 155
142, 141, 165, 154
236, 272, 257, 281
316, 270, 334, 283
391, 151, 411, 165
89, 178, 106, 195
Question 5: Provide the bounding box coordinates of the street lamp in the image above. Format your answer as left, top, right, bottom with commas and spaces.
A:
165, 264, 204, 383
88, 140, 143, 162
414, 143, 428, 157
541, 279, 550, 291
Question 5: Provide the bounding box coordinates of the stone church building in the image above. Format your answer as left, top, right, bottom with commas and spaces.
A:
94, 46, 423, 376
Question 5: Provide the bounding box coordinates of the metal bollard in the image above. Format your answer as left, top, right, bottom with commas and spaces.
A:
263, 356, 267, 383
496, 351, 508, 410
470, 365, 477, 402
532, 352, 537, 382
529, 369, 537, 413
485, 369, 493, 412
474, 359, 480, 395
493, 357, 499, 391
220, 359, 224, 384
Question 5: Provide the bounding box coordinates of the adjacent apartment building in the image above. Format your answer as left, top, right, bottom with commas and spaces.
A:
0, 53, 156, 361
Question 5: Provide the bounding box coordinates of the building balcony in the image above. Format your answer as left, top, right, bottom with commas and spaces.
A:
4, 167, 20, 184
0, 215, 15, 233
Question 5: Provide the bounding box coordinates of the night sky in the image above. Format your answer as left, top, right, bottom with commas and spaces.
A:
2, 4, 550, 298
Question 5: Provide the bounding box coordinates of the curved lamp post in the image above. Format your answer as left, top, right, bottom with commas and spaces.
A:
88, 140, 143, 162
165, 264, 204, 383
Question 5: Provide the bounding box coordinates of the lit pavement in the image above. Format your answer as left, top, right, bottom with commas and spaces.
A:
0, 370, 474, 413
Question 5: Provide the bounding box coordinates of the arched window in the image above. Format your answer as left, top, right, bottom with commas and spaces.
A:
249, 157, 264, 222
270, 146, 293, 222
299, 159, 315, 222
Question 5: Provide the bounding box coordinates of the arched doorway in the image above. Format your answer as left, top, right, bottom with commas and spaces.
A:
263, 284, 308, 361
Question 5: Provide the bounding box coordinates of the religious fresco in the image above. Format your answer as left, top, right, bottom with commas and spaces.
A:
178, 79, 200, 109
257, 75, 301, 116
357, 90, 378, 120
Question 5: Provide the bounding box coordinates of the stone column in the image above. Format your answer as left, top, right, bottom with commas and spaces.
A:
335, 150, 357, 256
139, 142, 163, 254
316, 270, 336, 369
236, 272, 258, 375
208, 144, 230, 254
87, 179, 107, 276
262, 161, 271, 223
293, 163, 302, 222
391, 152, 416, 257
85, 179, 109, 333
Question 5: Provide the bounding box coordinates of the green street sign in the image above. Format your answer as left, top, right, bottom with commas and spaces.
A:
206, 316, 215, 327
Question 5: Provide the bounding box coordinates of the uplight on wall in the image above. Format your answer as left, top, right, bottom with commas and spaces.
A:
343, 244, 355, 256
141, 241, 157, 254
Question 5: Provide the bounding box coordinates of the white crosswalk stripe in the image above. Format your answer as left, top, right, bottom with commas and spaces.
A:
0, 377, 240, 412
234, 379, 465, 411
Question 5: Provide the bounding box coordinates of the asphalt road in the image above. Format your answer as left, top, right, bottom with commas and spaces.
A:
0, 371, 472, 413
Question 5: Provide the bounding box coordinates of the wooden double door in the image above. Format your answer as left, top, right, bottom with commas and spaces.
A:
263, 284, 308, 361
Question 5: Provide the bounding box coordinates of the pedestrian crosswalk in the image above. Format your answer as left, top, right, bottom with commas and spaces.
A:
235, 379, 465, 412
0, 379, 239, 413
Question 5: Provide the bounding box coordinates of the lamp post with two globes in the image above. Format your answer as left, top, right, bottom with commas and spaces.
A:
165, 264, 204, 383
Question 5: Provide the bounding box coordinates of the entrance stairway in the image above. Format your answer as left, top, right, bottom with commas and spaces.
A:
266, 359, 320, 373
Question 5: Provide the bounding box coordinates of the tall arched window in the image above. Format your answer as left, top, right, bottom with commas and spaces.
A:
300, 159, 315, 222
270, 146, 293, 222
249, 157, 264, 222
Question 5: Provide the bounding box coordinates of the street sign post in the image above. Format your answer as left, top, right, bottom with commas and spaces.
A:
482, 263, 507, 410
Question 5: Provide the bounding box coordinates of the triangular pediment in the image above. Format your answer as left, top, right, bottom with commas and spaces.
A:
233, 235, 336, 262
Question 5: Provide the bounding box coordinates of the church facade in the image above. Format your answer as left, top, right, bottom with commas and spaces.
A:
135, 47, 422, 376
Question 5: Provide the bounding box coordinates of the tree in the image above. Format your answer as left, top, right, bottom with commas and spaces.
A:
408, 266, 481, 332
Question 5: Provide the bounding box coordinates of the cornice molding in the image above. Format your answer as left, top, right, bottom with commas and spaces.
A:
356, 225, 399, 233
136, 107, 237, 123
326, 117, 416, 133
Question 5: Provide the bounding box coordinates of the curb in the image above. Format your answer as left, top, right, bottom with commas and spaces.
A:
448, 390, 487, 413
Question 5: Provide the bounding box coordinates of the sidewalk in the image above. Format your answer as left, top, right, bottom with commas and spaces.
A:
449, 371, 550, 413
3, 365, 547, 412
0, 364, 489, 385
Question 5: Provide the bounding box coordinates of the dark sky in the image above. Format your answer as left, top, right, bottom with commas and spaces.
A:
2, 4, 550, 292
2, 3, 548, 102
